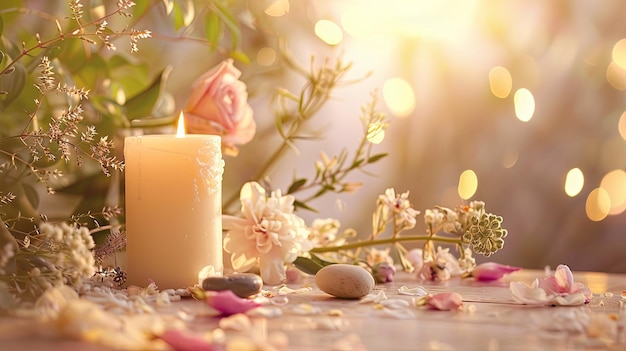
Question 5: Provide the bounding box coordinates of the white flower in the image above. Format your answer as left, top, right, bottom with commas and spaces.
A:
223, 182, 312, 285
378, 188, 420, 230
510, 264, 592, 306
308, 218, 342, 247
417, 246, 462, 281
366, 247, 393, 266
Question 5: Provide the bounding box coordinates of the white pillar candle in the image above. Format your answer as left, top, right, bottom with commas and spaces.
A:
124, 127, 224, 288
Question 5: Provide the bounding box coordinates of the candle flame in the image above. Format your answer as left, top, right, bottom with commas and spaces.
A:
176, 112, 186, 138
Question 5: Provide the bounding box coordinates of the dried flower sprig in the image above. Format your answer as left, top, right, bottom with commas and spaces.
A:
294, 189, 508, 277
223, 50, 385, 214
0, 56, 124, 199
0, 202, 125, 304
0, 0, 149, 80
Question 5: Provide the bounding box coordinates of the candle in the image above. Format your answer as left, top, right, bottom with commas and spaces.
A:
124, 114, 224, 288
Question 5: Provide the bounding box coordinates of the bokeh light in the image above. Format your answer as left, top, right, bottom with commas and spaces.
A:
314, 20, 343, 45
489, 66, 512, 99
612, 38, 626, 70
382, 78, 415, 117
458, 169, 478, 200
265, 0, 290, 17
618, 110, 626, 140
501, 149, 519, 169
366, 122, 386, 144
564, 168, 584, 197
600, 169, 626, 215
256, 47, 276, 67
606, 61, 626, 90
586, 188, 611, 222
513, 88, 535, 122
339, 0, 478, 40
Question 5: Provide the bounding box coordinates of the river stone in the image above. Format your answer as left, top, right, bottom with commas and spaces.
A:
315, 264, 374, 299
202, 273, 263, 298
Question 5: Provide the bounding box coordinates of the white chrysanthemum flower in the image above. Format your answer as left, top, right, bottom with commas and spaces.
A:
223, 182, 312, 285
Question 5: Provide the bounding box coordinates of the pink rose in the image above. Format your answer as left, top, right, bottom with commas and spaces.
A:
184, 59, 256, 156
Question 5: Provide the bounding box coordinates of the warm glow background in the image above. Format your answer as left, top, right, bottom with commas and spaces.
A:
222, 0, 626, 273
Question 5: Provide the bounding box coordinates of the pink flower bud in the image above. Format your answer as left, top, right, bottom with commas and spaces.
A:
472, 262, 521, 281
372, 262, 396, 283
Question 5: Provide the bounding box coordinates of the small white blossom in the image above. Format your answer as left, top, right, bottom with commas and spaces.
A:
308, 218, 342, 247
378, 188, 420, 230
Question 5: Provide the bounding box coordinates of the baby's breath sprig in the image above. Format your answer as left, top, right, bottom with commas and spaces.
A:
0, 220, 97, 303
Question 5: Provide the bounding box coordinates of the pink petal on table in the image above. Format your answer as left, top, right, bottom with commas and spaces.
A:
425, 292, 463, 311
473, 262, 522, 281
158, 329, 215, 351
205, 290, 261, 316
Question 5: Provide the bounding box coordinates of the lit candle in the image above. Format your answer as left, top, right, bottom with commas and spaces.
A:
124, 112, 224, 288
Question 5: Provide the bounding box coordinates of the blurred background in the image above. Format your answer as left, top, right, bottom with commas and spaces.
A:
232, 0, 626, 273
2, 0, 625, 273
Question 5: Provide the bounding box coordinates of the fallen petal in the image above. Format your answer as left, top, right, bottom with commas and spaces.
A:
472, 262, 521, 281
398, 285, 428, 297
552, 293, 587, 306
424, 292, 463, 311
158, 329, 215, 351
205, 290, 261, 316
509, 280, 549, 305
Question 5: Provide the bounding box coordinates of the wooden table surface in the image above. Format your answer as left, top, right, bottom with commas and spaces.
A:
1, 268, 625, 350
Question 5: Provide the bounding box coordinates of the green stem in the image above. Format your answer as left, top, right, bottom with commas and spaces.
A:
310, 234, 462, 253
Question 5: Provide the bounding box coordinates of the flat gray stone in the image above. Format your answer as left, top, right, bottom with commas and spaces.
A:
202, 273, 263, 298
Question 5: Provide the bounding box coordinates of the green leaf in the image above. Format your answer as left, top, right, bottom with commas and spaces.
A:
133, 0, 151, 16
309, 253, 338, 267
123, 68, 170, 121
108, 55, 150, 97
204, 10, 221, 51
178, 0, 195, 28
230, 50, 250, 64
367, 153, 388, 163
0, 62, 25, 108
212, 1, 241, 51
292, 256, 324, 275
287, 178, 307, 194
293, 200, 317, 212
129, 115, 177, 129
172, 2, 185, 31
